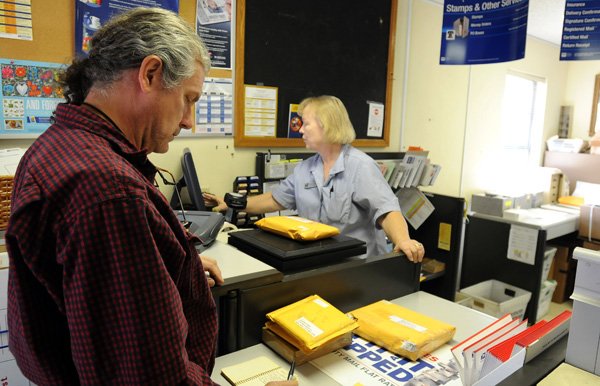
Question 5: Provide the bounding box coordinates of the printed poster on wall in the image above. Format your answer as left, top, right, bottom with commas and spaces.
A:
75, 0, 179, 57
0, 59, 63, 137
287, 104, 302, 138
560, 0, 600, 61
440, 0, 529, 65
196, 0, 233, 69
186, 77, 233, 136
0, 0, 32, 41
244, 85, 277, 137
367, 101, 384, 138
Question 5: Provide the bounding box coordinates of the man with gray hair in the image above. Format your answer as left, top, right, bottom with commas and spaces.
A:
5, 8, 299, 386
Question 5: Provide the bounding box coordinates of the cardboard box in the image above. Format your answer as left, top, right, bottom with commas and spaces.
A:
471, 194, 513, 217
579, 204, 600, 242
548, 246, 571, 303
421, 257, 445, 274
583, 240, 600, 251
262, 327, 352, 365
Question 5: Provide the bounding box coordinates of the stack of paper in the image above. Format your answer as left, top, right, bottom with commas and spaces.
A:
0, 148, 25, 175
221, 356, 295, 385
264, 295, 359, 354
375, 147, 441, 190
452, 310, 571, 385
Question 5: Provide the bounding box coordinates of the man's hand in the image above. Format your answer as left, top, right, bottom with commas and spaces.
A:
199, 254, 224, 287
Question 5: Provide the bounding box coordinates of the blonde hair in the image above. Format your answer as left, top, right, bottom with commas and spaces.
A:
298, 95, 356, 144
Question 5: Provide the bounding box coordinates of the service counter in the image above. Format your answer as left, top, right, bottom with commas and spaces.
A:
206, 235, 420, 354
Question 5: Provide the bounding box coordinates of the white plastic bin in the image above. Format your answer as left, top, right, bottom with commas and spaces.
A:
454, 292, 474, 308
536, 280, 558, 321
459, 280, 532, 320
542, 246, 557, 283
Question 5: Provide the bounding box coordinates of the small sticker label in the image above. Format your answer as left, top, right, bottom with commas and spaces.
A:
295, 317, 324, 337
389, 315, 427, 332
401, 340, 418, 352
313, 298, 329, 308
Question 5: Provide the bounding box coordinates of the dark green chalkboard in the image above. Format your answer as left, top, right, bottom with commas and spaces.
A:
234, 0, 397, 147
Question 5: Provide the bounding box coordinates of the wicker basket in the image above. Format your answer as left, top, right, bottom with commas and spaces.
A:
0, 175, 13, 230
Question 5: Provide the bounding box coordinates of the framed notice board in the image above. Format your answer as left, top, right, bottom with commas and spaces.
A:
234, 0, 397, 147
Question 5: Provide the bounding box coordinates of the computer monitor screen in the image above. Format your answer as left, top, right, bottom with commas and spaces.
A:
170, 148, 207, 211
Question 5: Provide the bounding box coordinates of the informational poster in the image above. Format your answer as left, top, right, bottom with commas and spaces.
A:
367, 101, 384, 138
196, 0, 233, 69
0, 0, 32, 40
0, 59, 63, 137
560, 0, 600, 61
507, 225, 538, 265
188, 77, 233, 136
440, 0, 529, 65
396, 187, 435, 230
75, 0, 179, 57
287, 104, 302, 138
244, 85, 277, 137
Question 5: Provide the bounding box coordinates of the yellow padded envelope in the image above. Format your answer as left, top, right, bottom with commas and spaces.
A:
255, 216, 340, 240
350, 300, 456, 361
266, 295, 358, 352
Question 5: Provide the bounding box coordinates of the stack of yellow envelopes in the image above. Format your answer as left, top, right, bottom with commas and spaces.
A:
264, 295, 358, 362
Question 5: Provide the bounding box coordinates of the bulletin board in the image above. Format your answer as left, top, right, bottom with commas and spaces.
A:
234, 0, 397, 147
1, 1, 227, 138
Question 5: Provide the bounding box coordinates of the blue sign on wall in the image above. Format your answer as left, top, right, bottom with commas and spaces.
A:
75, 0, 179, 57
440, 0, 529, 65
560, 0, 600, 61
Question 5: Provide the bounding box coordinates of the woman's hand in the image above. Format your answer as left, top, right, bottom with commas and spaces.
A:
203, 192, 228, 212
199, 254, 224, 287
394, 239, 425, 263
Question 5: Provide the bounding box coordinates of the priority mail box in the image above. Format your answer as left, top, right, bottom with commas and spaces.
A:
471, 194, 513, 217
579, 204, 600, 242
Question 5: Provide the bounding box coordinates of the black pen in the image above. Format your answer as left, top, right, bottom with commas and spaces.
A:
287, 359, 296, 380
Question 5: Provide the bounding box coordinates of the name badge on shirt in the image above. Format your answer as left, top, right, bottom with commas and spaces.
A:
304, 182, 317, 189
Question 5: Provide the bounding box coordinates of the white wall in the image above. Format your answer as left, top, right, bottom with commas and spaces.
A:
461, 37, 569, 199
402, 0, 470, 197
563, 61, 600, 139
402, 0, 571, 200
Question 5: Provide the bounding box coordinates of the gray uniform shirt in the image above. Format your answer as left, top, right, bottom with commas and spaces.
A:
272, 145, 402, 257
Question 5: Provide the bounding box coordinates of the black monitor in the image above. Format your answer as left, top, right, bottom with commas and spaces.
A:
170, 148, 207, 211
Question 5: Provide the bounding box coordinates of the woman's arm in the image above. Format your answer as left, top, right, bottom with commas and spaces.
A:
379, 211, 425, 263
203, 192, 285, 214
